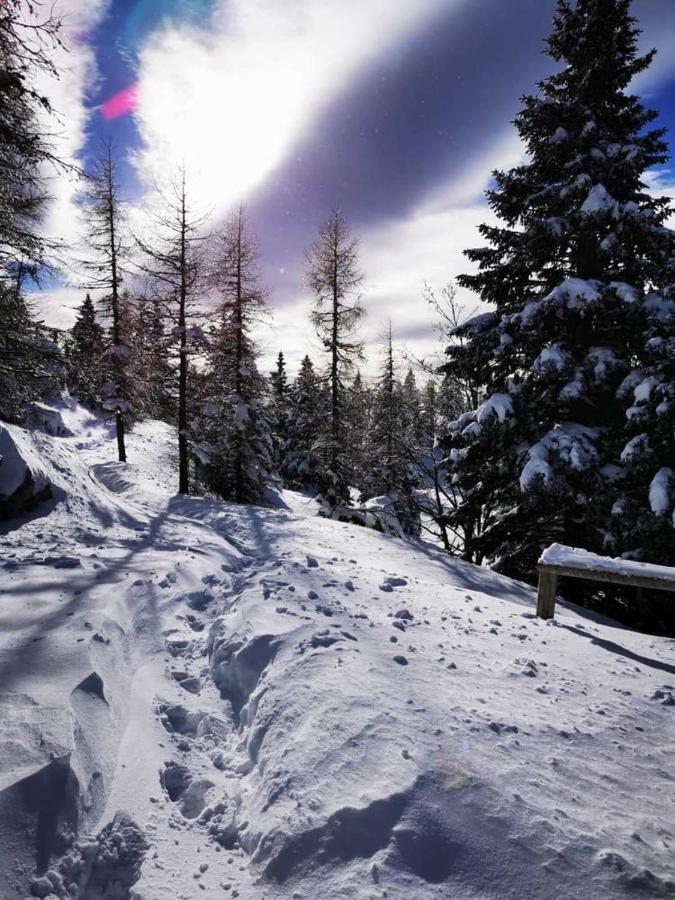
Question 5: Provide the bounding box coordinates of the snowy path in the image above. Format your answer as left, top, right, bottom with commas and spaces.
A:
1, 409, 674, 899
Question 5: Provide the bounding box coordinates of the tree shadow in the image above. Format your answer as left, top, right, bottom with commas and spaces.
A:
559, 623, 675, 675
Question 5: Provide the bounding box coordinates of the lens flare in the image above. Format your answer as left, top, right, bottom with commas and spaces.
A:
101, 84, 138, 121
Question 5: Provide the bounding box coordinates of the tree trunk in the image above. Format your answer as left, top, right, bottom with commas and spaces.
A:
116, 410, 127, 463
107, 146, 127, 464
330, 239, 340, 482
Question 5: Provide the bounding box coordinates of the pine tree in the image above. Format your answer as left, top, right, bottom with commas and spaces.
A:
137, 169, 207, 494
344, 370, 372, 488
81, 143, 131, 462
401, 368, 421, 450
283, 355, 326, 488
67, 294, 105, 406
307, 210, 365, 506
363, 326, 419, 536
197, 206, 271, 504
0, 3, 67, 421
442, 0, 675, 597
269, 351, 290, 473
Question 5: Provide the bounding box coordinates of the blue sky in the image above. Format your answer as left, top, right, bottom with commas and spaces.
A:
36, 0, 675, 374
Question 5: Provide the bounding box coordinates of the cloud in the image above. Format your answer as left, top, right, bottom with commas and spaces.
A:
32, 0, 111, 258
132, 0, 455, 218
26, 286, 92, 331
254, 132, 519, 377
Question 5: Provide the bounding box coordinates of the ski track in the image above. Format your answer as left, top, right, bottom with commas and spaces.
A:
0, 407, 674, 899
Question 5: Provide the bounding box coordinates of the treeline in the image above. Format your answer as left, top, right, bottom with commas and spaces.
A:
59, 225, 465, 543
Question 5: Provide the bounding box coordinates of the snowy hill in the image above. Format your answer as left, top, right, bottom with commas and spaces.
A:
1, 405, 674, 900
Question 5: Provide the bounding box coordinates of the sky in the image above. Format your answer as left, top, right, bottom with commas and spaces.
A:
32, 0, 675, 377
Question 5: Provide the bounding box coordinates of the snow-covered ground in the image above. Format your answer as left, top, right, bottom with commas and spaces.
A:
1, 403, 674, 899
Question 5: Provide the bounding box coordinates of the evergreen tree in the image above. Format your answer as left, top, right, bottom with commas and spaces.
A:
67, 294, 105, 406
401, 368, 421, 450
344, 370, 372, 488
0, 3, 66, 421
0, 286, 44, 421
269, 351, 290, 473
442, 0, 675, 604
283, 355, 326, 488
363, 326, 419, 536
197, 206, 271, 504
307, 210, 365, 506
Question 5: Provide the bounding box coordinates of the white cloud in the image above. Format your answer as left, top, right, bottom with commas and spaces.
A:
132, 0, 456, 218
26, 286, 93, 331
32, 0, 111, 257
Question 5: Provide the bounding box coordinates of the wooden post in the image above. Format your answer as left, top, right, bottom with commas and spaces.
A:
536, 569, 557, 620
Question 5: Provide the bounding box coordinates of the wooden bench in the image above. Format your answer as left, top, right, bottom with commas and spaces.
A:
536, 543, 675, 620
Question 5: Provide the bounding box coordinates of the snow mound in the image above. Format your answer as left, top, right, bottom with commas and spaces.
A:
0, 423, 51, 515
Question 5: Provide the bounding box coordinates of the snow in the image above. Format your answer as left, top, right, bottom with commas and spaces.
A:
580, 184, 617, 215
550, 126, 569, 144
1, 407, 674, 899
559, 374, 584, 400
533, 344, 570, 373
476, 393, 513, 425
0, 424, 50, 500
620, 433, 649, 463
649, 468, 673, 517
540, 543, 675, 583
644, 292, 675, 319
545, 277, 602, 309
520, 424, 600, 492
634, 377, 656, 404
610, 281, 640, 304
588, 346, 618, 381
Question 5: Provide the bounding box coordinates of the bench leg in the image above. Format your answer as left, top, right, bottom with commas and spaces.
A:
536, 571, 557, 620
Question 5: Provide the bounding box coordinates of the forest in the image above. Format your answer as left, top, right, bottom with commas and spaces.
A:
1, 2, 674, 899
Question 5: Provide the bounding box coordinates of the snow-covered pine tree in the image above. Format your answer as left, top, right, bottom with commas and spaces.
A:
442, 0, 675, 595
66, 294, 105, 407
81, 142, 132, 463
344, 369, 372, 490
197, 206, 271, 504
401, 368, 421, 450
307, 210, 365, 506
137, 168, 207, 494
363, 325, 420, 536
269, 351, 290, 473
283, 355, 327, 489
0, 3, 67, 421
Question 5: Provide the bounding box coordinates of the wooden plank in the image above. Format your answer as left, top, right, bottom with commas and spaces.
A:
538, 563, 675, 594
536, 570, 558, 620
